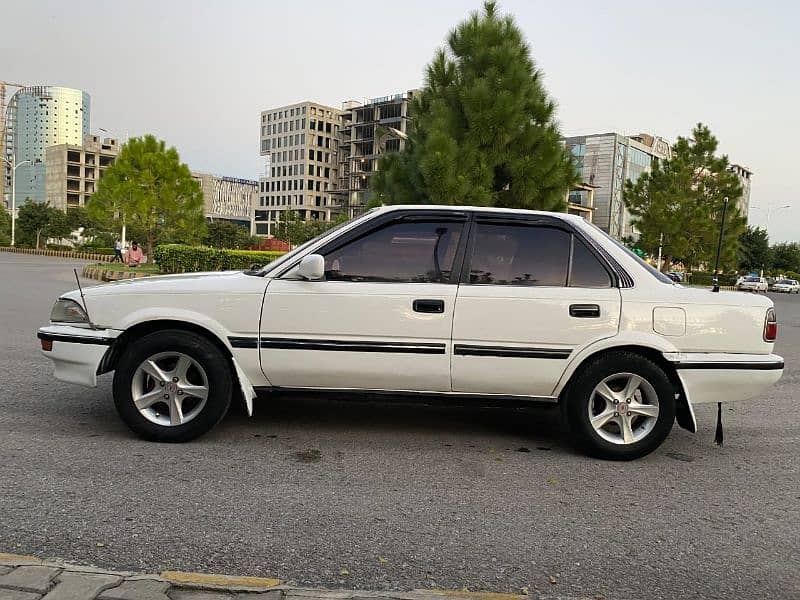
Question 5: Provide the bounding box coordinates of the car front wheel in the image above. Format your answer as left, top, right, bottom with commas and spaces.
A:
112, 329, 233, 442
565, 351, 676, 460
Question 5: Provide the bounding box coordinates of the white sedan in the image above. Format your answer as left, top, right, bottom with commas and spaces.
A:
38, 206, 783, 460
772, 279, 800, 294
738, 276, 769, 293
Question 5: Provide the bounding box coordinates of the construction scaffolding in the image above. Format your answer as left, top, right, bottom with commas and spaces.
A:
333, 91, 416, 218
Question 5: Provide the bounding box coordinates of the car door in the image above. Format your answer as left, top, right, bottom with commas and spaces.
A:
259, 211, 468, 391
451, 215, 621, 397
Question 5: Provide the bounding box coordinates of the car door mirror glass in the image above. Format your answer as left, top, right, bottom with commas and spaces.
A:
297, 254, 325, 280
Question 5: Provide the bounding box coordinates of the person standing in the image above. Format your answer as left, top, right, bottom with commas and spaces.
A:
125, 241, 143, 267
113, 239, 123, 262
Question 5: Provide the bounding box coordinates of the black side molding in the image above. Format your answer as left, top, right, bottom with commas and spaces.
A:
37, 331, 114, 346
454, 344, 571, 359
675, 361, 784, 371
228, 336, 259, 349
229, 336, 446, 355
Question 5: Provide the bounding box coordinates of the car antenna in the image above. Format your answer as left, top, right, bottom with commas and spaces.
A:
73, 268, 98, 330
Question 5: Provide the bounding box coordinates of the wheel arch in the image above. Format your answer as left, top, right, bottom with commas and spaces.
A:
555, 342, 696, 433
98, 319, 232, 375
97, 318, 257, 415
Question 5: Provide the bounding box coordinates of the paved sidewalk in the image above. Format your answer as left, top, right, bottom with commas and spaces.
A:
0, 555, 591, 600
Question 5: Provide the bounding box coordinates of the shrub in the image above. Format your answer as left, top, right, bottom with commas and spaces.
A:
152, 244, 285, 274
687, 272, 738, 287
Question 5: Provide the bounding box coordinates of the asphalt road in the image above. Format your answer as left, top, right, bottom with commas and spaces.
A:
1, 253, 798, 600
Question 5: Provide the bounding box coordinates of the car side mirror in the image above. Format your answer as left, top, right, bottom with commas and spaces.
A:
297, 254, 325, 280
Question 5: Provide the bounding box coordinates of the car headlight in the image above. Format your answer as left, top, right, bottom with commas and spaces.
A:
50, 298, 89, 324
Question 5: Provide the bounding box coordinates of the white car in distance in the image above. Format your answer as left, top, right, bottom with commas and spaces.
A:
38, 206, 784, 460
738, 276, 769, 293
772, 279, 800, 294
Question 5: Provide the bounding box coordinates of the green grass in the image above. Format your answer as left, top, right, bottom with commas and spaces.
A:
90, 262, 163, 275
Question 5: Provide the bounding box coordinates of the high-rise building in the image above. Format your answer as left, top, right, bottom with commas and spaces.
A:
255, 101, 343, 236
4, 86, 90, 206
728, 163, 753, 219
563, 132, 672, 239
45, 134, 118, 210
335, 91, 416, 217
192, 172, 258, 233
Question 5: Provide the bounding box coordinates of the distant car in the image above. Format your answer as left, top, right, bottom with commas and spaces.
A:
767, 277, 778, 291
37, 205, 783, 460
772, 279, 800, 294
738, 276, 768, 293
666, 272, 683, 283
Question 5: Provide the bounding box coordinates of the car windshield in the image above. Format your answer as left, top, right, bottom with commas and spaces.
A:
584, 221, 674, 285
745, 276, 760, 282
249, 209, 378, 276
777, 279, 792, 284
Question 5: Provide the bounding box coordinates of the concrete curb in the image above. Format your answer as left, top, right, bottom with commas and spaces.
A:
0, 554, 594, 600
0, 246, 114, 262
81, 264, 155, 282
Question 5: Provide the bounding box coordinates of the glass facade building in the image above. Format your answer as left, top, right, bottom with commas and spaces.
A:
563, 132, 672, 239
5, 86, 90, 205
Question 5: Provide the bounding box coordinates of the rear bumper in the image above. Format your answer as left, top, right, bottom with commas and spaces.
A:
664, 352, 784, 405
38, 325, 121, 387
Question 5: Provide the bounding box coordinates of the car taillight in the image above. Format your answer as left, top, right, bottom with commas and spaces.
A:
764, 308, 777, 342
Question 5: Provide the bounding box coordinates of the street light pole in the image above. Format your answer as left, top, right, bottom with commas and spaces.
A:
2, 155, 32, 246
712, 197, 730, 293
751, 204, 790, 232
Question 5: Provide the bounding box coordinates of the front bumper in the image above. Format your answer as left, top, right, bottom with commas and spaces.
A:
664, 352, 784, 405
38, 325, 121, 387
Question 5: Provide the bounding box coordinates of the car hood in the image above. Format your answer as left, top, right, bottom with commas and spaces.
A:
63, 270, 266, 300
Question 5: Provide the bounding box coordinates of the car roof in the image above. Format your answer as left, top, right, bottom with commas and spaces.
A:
374, 204, 586, 224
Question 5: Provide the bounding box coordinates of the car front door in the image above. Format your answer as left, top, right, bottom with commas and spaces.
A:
451, 216, 621, 397
259, 212, 468, 391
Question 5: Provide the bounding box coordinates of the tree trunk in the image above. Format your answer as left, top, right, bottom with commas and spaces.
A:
36, 230, 41, 249
146, 234, 155, 264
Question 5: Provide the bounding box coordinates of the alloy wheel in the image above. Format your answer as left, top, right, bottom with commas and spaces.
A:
588, 372, 660, 445
131, 352, 209, 427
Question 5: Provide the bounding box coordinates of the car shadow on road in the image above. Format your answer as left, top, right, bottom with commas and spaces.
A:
220, 391, 577, 454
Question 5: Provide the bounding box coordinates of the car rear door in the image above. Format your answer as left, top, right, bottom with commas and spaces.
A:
451, 214, 621, 397
259, 211, 468, 392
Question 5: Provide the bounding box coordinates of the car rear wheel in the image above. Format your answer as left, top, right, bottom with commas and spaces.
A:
565, 351, 676, 460
113, 329, 232, 442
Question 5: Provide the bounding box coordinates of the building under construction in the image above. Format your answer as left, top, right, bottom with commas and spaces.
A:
335, 90, 417, 218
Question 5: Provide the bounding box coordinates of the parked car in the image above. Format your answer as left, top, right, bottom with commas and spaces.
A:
738, 276, 769, 293
666, 271, 684, 283
38, 206, 783, 460
772, 279, 800, 293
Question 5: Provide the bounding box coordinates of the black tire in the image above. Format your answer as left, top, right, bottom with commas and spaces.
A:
564, 351, 676, 460
113, 329, 232, 442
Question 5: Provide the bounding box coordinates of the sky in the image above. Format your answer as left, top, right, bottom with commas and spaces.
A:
4, 0, 798, 241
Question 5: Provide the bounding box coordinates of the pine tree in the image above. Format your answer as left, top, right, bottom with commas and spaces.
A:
88, 135, 205, 258
624, 124, 744, 271
372, 1, 577, 210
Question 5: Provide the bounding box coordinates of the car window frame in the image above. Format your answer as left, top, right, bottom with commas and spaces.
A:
458, 214, 617, 288
279, 210, 471, 284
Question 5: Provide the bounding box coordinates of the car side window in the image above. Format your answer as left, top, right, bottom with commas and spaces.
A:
323, 220, 464, 283
468, 224, 570, 286
467, 223, 612, 288
570, 238, 612, 288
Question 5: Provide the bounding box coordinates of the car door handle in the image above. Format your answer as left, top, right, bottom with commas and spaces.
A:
413, 299, 445, 314
569, 304, 601, 318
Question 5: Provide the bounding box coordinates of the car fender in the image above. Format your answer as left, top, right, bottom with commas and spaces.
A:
551, 332, 697, 432
115, 307, 262, 415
